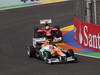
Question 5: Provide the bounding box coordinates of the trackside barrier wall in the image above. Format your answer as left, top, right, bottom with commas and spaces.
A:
0, 0, 68, 10
73, 17, 100, 52
0, 0, 40, 10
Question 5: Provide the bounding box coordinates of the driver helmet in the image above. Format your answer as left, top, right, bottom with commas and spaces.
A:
45, 23, 50, 30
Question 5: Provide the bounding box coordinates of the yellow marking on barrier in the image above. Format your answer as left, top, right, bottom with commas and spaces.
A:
40, 0, 65, 4
60, 25, 75, 32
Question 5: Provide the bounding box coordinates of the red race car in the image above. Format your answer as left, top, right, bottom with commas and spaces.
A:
34, 19, 63, 42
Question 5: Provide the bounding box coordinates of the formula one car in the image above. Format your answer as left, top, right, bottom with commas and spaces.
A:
33, 19, 63, 42
27, 39, 77, 64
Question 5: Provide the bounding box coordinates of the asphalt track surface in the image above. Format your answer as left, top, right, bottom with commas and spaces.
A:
0, 1, 100, 75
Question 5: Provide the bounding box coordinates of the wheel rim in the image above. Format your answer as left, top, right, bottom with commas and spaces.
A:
27, 50, 30, 56
27, 47, 30, 56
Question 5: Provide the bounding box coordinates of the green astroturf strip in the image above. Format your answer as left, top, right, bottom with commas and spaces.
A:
77, 52, 100, 58
0, 3, 39, 10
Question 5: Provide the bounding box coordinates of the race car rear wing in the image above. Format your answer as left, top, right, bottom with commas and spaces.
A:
40, 19, 52, 24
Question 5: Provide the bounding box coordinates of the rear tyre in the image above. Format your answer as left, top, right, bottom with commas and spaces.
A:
52, 26, 63, 42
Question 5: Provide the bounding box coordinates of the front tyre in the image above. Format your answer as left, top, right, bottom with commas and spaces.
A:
43, 51, 52, 64
67, 49, 75, 56
67, 49, 78, 62
27, 46, 35, 57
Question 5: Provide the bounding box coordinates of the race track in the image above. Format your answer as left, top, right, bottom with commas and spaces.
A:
0, 1, 100, 75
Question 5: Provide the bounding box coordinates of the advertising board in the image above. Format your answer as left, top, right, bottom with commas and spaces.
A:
73, 17, 100, 52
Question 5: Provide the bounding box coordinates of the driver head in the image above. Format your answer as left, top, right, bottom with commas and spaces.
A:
45, 23, 50, 30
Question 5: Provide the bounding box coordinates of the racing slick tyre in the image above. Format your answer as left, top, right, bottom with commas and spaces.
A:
35, 52, 40, 59
67, 49, 75, 56
66, 49, 78, 62
52, 26, 63, 42
43, 51, 52, 64
27, 46, 36, 58
54, 31, 62, 38
34, 49, 41, 59
54, 26, 60, 30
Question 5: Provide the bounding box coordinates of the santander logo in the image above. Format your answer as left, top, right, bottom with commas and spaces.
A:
79, 25, 100, 50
